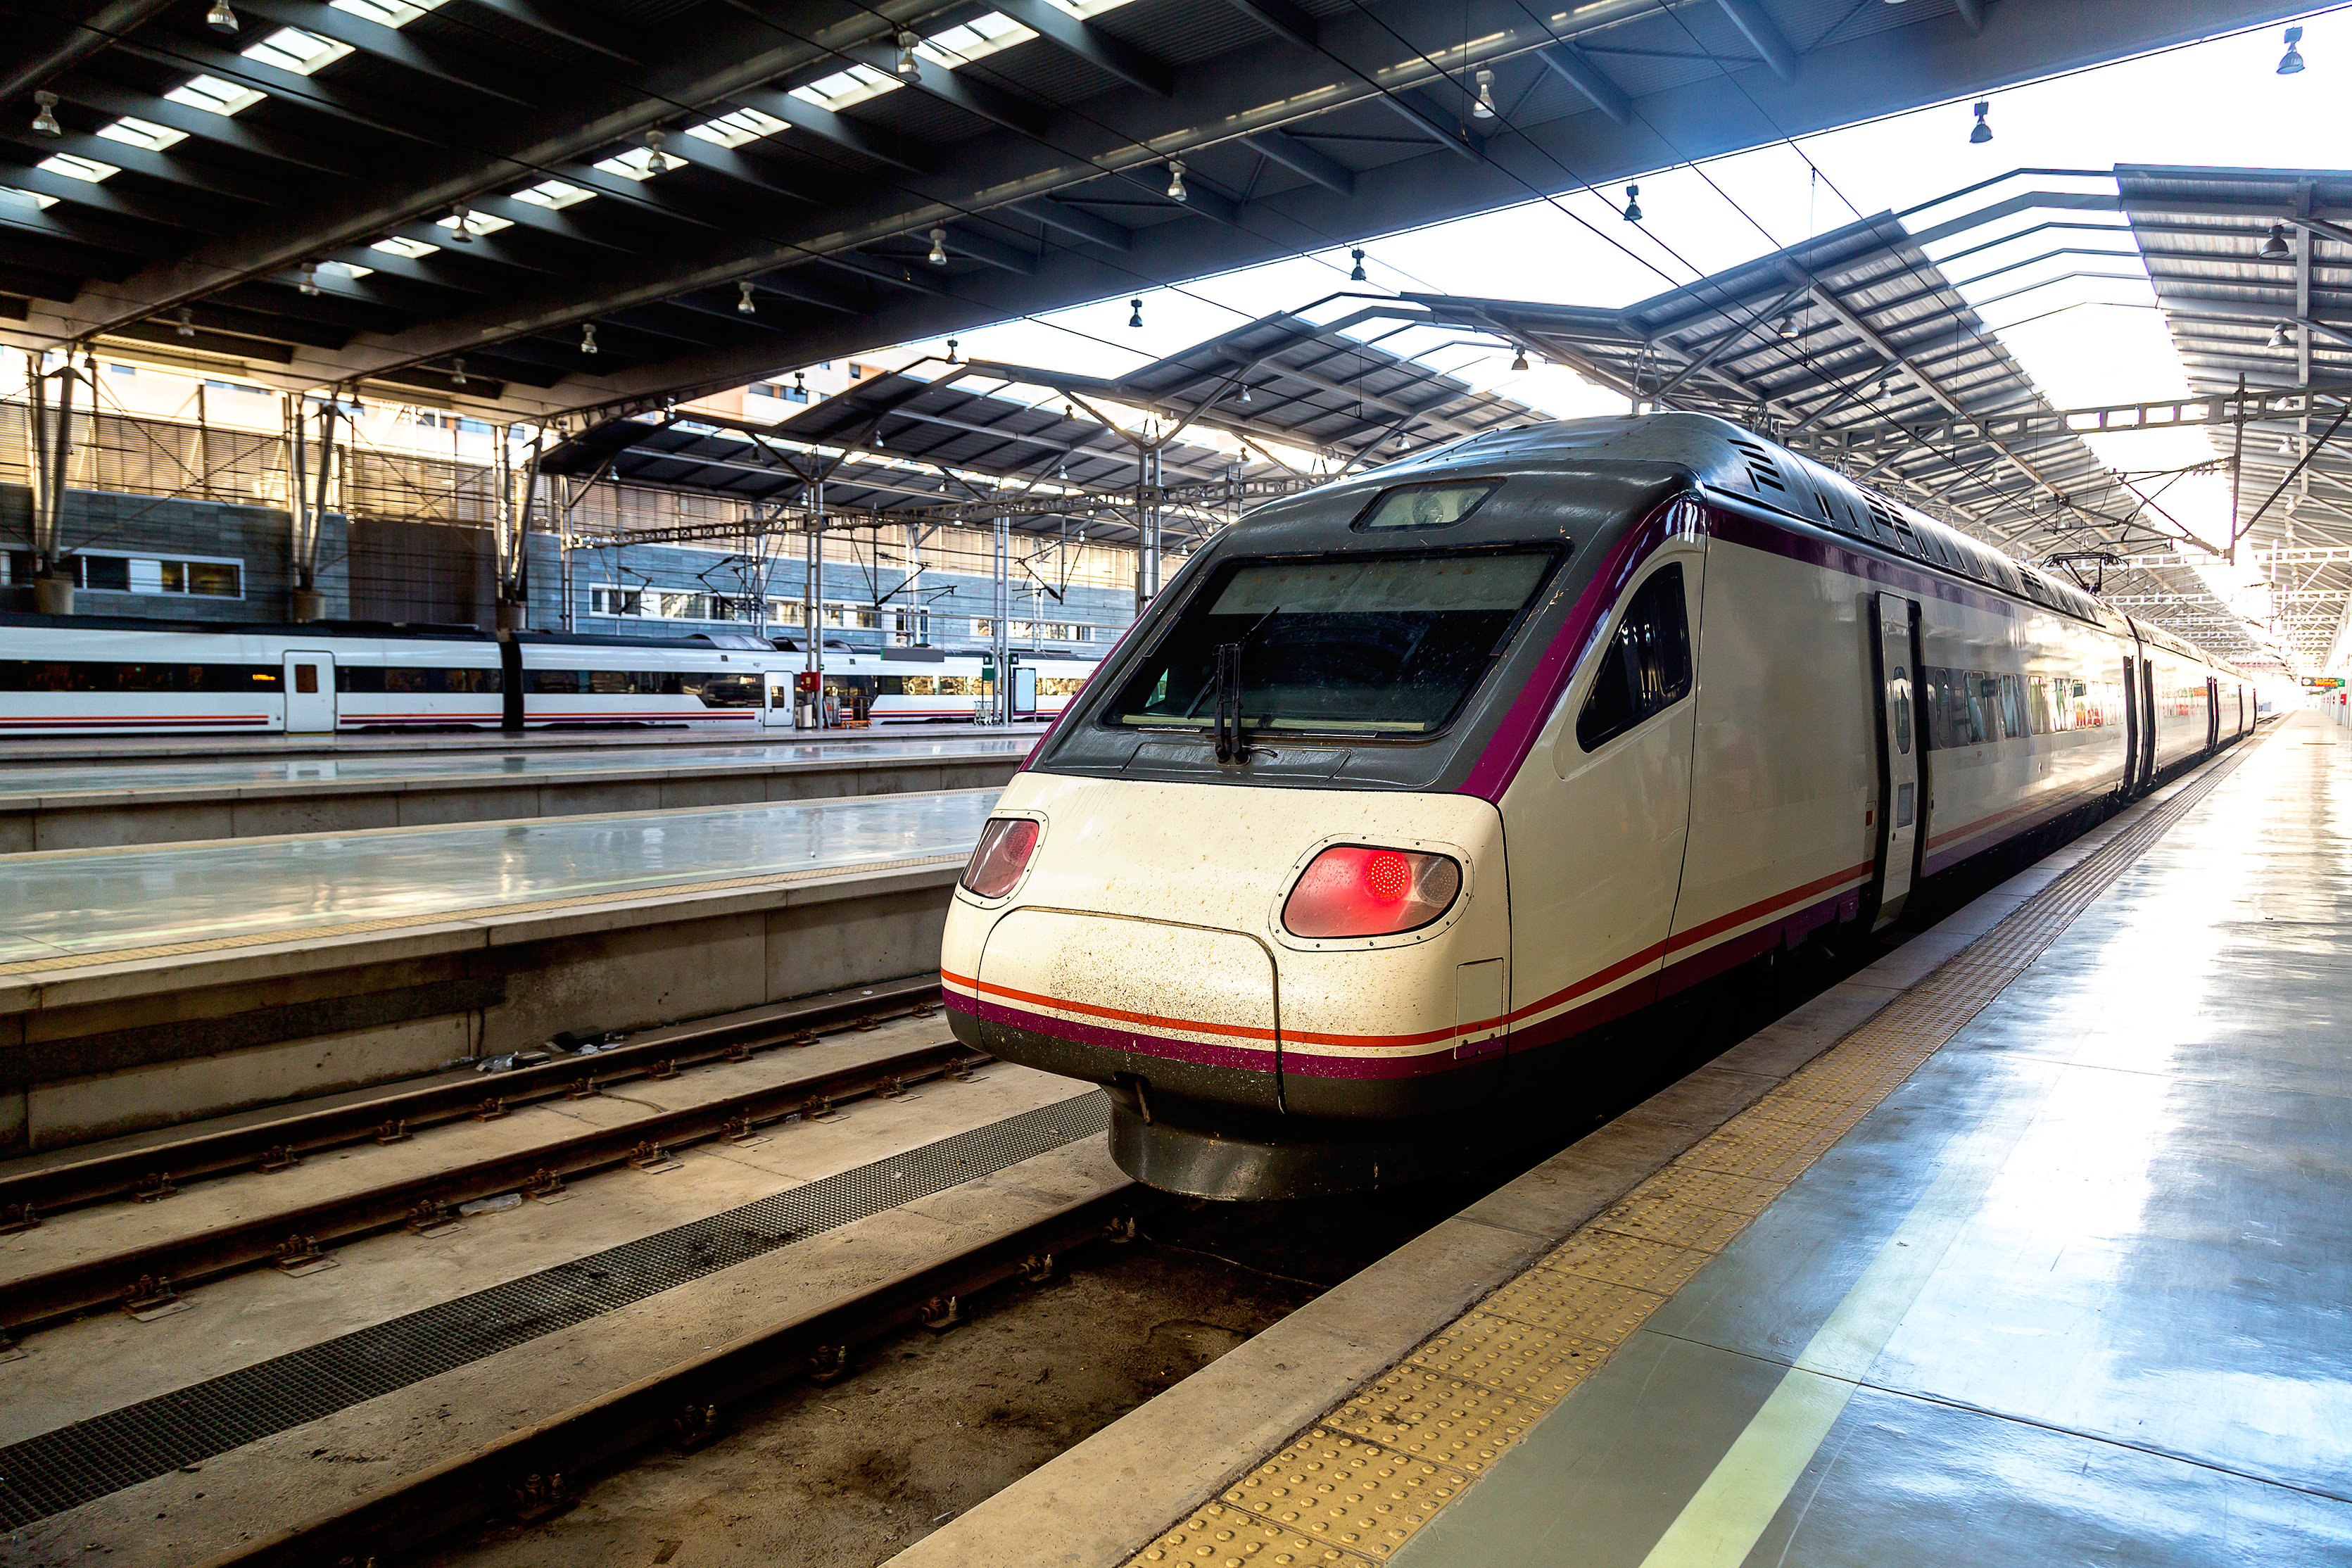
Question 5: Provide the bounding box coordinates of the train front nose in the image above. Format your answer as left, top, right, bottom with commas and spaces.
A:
940, 777, 1509, 1199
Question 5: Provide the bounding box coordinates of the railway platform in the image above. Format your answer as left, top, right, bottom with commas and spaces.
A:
900, 711, 2348, 1567
0, 789, 999, 1152
0, 733, 1033, 849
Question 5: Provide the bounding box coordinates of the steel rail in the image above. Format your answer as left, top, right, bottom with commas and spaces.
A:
200, 1182, 1161, 1568
0, 1034, 986, 1334
0, 973, 943, 1222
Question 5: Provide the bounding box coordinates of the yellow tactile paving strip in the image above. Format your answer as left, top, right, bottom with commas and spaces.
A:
1127, 742, 2264, 1568
0, 853, 966, 978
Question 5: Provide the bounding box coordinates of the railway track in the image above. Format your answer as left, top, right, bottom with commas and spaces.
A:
203, 1180, 1162, 1568
0, 977, 975, 1334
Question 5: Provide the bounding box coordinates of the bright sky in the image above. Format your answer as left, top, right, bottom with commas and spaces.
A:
880, 5, 2347, 666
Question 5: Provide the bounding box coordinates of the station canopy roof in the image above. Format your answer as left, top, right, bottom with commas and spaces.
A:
539, 304, 1545, 544
2121, 164, 2352, 671
5, 0, 2308, 419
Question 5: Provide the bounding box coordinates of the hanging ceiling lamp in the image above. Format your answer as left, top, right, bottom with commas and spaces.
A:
1510, 346, 1529, 372
1166, 160, 1187, 203
2261, 223, 2294, 260
448, 207, 475, 243
2270, 320, 2297, 350
895, 30, 923, 80
1776, 310, 1798, 339
1349, 248, 1367, 282
31, 91, 61, 137
737, 280, 756, 314
1128, 298, 1144, 329
206, 1, 239, 33
1621, 184, 1642, 222
1969, 100, 1992, 144
928, 227, 947, 266
298, 260, 320, 296
579, 322, 598, 355
1472, 68, 1496, 120
2278, 25, 2306, 75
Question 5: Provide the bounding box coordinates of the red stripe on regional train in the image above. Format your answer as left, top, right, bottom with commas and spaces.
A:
0, 715, 270, 726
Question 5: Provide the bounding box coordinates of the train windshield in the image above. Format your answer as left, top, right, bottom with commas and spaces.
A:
1108, 548, 1557, 737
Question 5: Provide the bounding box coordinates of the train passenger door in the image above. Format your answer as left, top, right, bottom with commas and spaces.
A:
2120, 657, 2141, 796
282, 650, 336, 733
763, 672, 795, 727
2139, 659, 2158, 784
1867, 593, 1922, 930
2207, 678, 2220, 750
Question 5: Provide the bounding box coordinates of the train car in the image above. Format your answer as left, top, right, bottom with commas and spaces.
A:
864, 650, 1099, 724
940, 412, 2251, 1201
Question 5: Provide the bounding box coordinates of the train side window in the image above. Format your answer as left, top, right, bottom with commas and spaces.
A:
1576, 564, 1692, 752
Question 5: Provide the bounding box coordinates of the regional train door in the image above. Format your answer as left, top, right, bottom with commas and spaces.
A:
2139, 658, 2158, 784
282, 650, 336, 733
1867, 593, 1923, 929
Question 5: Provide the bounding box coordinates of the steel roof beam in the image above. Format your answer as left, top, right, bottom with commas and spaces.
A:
1536, 43, 1633, 125
0, 0, 179, 104
728, 87, 930, 175
838, 41, 1054, 140
1240, 131, 1354, 196
234, 0, 539, 108
992, 0, 1172, 98
46, 82, 364, 177
1713, 0, 1798, 80
1216, 0, 1320, 51
452, 0, 640, 65
1005, 197, 1131, 251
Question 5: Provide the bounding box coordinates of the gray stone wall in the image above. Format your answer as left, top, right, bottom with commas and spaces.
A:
4, 483, 348, 623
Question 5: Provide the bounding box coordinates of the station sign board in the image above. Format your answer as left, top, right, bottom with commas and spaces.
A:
2303, 676, 2346, 690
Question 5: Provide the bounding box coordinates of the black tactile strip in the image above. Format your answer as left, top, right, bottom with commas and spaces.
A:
0, 1092, 1110, 1528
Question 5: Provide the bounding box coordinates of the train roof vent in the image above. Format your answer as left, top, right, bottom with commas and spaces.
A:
1861, 495, 1915, 552
1724, 434, 1787, 495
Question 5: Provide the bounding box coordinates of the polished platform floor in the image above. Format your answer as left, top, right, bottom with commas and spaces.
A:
0, 733, 1032, 803
0, 788, 1000, 963
1381, 716, 2350, 1564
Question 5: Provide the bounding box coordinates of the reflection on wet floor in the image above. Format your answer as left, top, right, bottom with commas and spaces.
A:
1392, 715, 2352, 1567
0, 736, 1035, 801
0, 789, 1001, 961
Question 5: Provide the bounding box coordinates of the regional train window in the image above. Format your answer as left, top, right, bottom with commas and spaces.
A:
339, 666, 502, 693
1352, 480, 1501, 531
1108, 547, 1556, 738
0, 660, 282, 692
1575, 564, 1693, 752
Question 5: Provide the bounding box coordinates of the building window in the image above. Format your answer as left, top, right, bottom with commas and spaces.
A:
13, 551, 242, 598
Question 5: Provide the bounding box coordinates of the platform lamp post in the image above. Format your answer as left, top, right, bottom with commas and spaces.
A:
802, 476, 825, 728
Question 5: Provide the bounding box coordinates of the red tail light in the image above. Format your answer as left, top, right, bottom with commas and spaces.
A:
961, 816, 1040, 898
1282, 845, 1462, 938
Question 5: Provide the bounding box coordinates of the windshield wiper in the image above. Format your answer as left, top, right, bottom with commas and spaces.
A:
1215, 605, 1281, 763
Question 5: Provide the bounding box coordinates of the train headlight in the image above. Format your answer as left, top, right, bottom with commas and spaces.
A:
961, 816, 1041, 899
1282, 845, 1462, 939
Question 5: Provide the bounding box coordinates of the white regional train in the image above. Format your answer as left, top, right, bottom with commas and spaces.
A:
942, 412, 2253, 1200
0, 614, 1096, 734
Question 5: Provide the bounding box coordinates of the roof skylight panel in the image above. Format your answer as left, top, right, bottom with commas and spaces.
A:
95, 117, 186, 152
593, 145, 669, 180
687, 106, 789, 148
436, 209, 512, 236
329, 0, 449, 25
513, 179, 594, 210
165, 75, 266, 117
37, 152, 121, 183
242, 27, 355, 75
792, 63, 898, 111
372, 234, 442, 258
915, 12, 1037, 68
1, 188, 60, 212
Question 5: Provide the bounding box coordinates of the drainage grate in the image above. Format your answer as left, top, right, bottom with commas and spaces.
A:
0, 1092, 1110, 1528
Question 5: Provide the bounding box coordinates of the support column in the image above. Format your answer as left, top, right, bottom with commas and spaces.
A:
802, 480, 826, 728
993, 513, 1011, 725
30, 355, 76, 615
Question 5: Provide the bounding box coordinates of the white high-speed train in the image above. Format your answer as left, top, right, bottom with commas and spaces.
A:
0, 614, 1095, 734
942, 412, 2253, 1200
